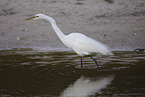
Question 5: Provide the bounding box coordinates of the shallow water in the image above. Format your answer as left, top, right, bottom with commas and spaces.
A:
0, 50, 145, 97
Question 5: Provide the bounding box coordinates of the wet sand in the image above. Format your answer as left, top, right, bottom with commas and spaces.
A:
0, 0, 145, 51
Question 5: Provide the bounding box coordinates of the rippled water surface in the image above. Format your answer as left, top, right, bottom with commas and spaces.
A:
0, 50, 145, 97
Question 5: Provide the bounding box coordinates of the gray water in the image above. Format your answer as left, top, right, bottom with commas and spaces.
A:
0, 50, 145, 97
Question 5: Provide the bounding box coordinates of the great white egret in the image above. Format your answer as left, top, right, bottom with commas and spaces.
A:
26, 14, 113, 69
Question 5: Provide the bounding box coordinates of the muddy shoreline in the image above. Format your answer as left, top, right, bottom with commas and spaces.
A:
0, 0, 145, 51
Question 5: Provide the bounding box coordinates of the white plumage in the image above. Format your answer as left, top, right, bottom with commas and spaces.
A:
65, 33, 113, 56
26, 14, 113, 68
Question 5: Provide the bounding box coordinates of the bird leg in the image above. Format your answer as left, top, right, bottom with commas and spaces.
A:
89, 55, 99, 68
81, 56, 83, 69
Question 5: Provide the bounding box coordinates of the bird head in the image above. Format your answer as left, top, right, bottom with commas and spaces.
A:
25, 14, 46, 20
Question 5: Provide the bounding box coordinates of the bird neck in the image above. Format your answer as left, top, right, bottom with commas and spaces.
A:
44, 16, 66, 41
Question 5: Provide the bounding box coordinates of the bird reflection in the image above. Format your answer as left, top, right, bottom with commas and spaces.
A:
60, 75, 114, 97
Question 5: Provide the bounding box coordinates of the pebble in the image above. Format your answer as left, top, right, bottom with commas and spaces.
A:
133, 33, 136, 36
17, 37, 20, 40
22, 28, 28, 32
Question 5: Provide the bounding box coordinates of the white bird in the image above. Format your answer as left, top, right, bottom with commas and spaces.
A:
26, 14, 113, 68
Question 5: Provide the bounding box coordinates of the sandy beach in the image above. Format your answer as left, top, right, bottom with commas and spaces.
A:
0, 0, 145, 51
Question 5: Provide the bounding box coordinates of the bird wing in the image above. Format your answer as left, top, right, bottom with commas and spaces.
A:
67, 33, 113, 56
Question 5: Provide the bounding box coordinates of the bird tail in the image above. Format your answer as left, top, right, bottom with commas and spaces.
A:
91, 40, 114, 56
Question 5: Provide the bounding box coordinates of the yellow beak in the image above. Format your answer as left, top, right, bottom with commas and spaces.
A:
25, 16, 36, 20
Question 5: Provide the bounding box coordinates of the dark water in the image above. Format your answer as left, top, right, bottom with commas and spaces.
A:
0, 50, 145, 97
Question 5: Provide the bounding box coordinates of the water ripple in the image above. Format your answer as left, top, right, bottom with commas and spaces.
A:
0, 50, 145, 96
